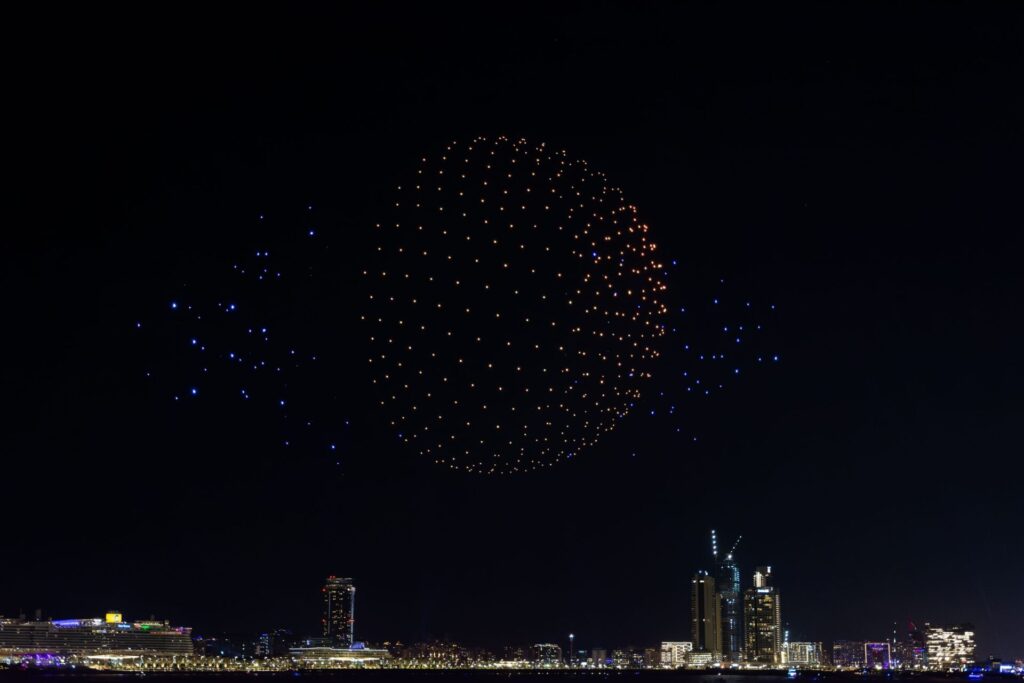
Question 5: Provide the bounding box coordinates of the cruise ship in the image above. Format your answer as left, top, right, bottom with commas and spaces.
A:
0, 612, 192, 656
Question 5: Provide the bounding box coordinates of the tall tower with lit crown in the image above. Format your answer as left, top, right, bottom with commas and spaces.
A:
322, 576, 356, 647
744, 565, 782, 663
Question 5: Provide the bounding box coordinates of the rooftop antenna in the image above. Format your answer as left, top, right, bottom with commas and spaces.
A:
711, 529, 719, 560
728, 535, 743, 559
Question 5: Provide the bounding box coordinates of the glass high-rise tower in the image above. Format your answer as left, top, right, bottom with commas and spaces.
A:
322, 576, 356, 647
711, 530, 742, 662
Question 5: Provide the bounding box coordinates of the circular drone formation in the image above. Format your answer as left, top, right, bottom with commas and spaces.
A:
365, 135, 669, 474
148, 136, 778, 475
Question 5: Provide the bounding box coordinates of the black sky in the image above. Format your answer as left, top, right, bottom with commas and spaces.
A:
5, 2, 1023, 660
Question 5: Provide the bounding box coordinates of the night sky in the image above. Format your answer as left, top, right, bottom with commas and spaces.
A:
5, 3, 1023, 660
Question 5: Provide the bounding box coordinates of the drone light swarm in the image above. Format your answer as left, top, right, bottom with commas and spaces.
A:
365, 136, 668, 474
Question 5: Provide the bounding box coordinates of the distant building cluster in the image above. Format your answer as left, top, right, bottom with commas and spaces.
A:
1, 562, 1016, 674
671, 530, 991, 673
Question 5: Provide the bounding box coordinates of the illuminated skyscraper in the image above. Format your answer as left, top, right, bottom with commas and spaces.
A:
743, 566, 782, 664
711, 530, 742, 661
691, 571, 721, 658
322, 576, 355, 647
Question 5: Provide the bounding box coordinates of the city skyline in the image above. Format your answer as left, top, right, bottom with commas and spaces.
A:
1, 539, 1003, 664
5, 1, 1022, 665
0, 572, 989, 671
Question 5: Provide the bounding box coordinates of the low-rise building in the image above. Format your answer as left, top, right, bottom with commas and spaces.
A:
832, 640, 865, 669
925, 624, 975, 670
660, 641, 693, 668
864, 642, 891, 669
530, 643, 562, 667
784, 641, 823, 667
289, 644, 390, 668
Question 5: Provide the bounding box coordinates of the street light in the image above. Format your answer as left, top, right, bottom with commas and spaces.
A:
568, 634, 574, 667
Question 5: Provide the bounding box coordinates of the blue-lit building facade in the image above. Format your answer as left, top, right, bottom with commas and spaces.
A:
711, 531, 742, 662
